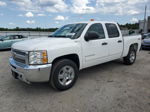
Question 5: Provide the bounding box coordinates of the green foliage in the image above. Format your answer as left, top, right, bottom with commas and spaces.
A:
0, 27, 58, 32
119, 23, 139, 30
0, 23, 139, 31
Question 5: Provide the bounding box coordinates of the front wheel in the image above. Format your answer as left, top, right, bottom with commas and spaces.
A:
123, 47, 136, 65
50, 59, 79, 91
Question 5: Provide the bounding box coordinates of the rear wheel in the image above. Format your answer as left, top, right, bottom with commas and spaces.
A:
123, 47, 136, 65
50, 59, 79, 91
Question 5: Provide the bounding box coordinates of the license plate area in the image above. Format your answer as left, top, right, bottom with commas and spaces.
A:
12, 70, 19, 79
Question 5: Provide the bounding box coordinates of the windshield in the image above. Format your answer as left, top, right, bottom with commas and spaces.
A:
145, 35, 150, 39
144, 34, 150, 39
49, 23, 87, 39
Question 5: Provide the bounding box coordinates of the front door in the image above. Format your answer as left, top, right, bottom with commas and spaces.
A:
82, 23, 109, 68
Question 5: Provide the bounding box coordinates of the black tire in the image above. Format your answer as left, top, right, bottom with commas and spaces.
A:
141, 46, 145, 50
50, 59, 79, 91
123, 47, 136, 65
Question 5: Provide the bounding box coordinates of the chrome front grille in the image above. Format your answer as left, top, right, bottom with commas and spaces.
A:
12, 49, 28, 64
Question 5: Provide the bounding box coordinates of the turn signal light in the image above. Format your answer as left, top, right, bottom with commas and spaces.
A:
90, 19, 95, 21
42, 51, 48, 64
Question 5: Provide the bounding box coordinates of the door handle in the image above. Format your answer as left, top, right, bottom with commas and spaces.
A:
118, 40, 122, 43
102, 42, 108, 45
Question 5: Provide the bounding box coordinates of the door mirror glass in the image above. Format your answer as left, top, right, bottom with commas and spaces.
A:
85, 31, 99, 41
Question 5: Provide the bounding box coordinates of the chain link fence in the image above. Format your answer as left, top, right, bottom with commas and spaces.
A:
0, 30, 140, 38
0, 31, 52, 38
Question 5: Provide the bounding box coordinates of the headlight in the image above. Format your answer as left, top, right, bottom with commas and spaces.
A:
29, 50, 48, 65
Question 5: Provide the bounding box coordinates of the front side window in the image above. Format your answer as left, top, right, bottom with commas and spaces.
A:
105, 23, 120, 38
49, 23, 87, 39
86, 23, 105, 39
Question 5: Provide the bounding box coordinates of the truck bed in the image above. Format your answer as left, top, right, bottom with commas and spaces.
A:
122, 35, 141, 57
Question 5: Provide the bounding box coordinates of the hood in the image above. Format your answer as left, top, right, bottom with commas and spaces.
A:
12, 37, 75, 51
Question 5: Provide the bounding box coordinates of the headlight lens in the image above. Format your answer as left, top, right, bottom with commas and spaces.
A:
29, 50, 48, 65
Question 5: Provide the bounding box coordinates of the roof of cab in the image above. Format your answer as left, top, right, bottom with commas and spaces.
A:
73, 21, 117, 24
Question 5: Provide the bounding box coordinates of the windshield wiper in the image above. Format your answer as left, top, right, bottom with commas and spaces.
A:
48, 35, 71, 38
48, 35, 53, 37
48, 35, 59, 37
56, 35, 67, 37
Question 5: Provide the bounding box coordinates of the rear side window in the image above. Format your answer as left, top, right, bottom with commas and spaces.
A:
86, 23, 105, 39
105, 23, 120, 38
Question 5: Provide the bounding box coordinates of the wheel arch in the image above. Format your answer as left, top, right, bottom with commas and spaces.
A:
129, 43, 138, 52
52, 54, 80, 69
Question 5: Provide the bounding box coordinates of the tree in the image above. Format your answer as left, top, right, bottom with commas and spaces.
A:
119, 23, 139, 30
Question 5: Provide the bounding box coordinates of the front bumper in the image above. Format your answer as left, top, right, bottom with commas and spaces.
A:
9, 58, 52, 83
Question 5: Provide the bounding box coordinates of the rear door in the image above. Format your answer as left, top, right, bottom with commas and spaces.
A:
105, 23, 123, 59
82, 23, 109, 68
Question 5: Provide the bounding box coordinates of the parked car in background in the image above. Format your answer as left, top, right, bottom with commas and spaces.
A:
142, 33, 150, 39
141, 33, 150, 49
0, 35, 27, 50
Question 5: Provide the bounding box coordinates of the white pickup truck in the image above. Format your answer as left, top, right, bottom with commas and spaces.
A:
10, 21, 141, 91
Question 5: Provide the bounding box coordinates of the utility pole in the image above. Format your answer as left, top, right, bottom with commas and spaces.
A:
143, 5, 147, 33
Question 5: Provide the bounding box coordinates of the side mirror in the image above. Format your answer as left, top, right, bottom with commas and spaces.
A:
85, 31, 99, 41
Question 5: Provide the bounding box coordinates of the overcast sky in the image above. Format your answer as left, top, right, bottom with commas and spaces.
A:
0, 0, 150, 28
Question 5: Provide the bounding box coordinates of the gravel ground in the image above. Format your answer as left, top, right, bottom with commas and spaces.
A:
0, 50, 150, 112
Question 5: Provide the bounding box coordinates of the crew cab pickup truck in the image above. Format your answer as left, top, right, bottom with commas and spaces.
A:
9, 21, 141, 91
